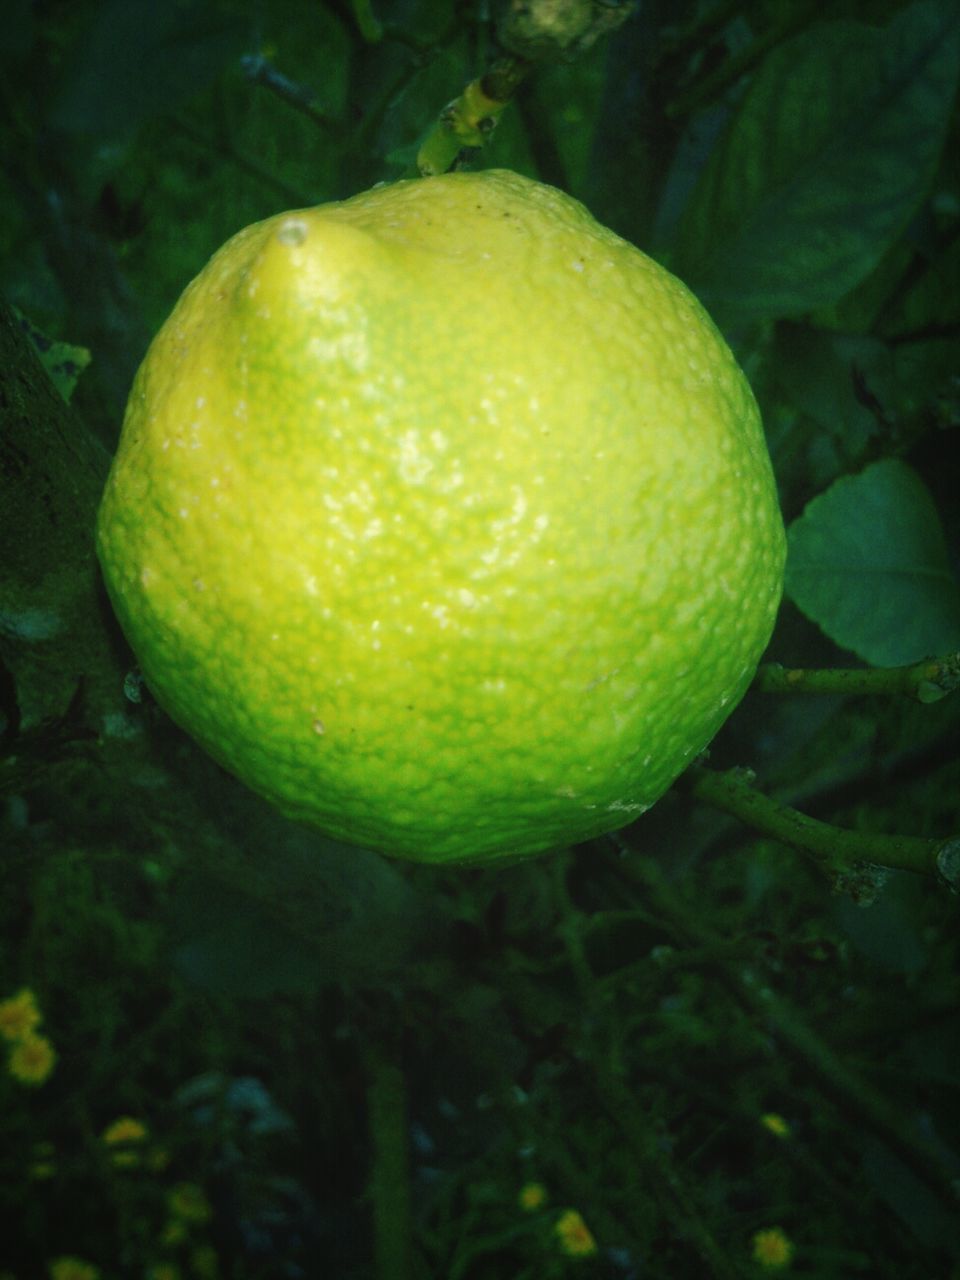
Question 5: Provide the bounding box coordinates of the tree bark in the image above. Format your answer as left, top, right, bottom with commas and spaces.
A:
0, 297, 126, 739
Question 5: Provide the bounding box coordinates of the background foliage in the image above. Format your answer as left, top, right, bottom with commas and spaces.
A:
2, 2, 959, 1278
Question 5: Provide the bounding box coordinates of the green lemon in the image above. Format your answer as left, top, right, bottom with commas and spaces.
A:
96, 169, 785, 865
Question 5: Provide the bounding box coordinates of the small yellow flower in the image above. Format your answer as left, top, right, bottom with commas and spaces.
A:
554, 1208, 598, 1258
0, 988, 42, 1041
760, 1113, 791, 1139
105, 1116, 147, 1167
49, 1259, 100, 1280
168, 1182, 212, 1225
102, 1115, 149, 1145
8, 1032, 57, 1085
518, 1181, 548, 1211
752, 1226, 793, 1269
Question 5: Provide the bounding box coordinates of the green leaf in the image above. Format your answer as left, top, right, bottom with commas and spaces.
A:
862, 1136, 960, 1255
832, 878, 927, 975
771, 323, 886, 451
173, 892, 323, 998
673, 1, 960, 321
13, 306, 91, 402
0, 0, 33, 65
51, 0, 246, 139
785, 459, 960, 666
166, 802, 428, 997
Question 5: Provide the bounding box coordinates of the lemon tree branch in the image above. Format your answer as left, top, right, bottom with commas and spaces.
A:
685, 764, 960, 888
754, 650, 960, 702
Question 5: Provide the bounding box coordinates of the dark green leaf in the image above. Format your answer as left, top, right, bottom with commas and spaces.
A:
166, 806, 429, 997
173, 893, 323, 998
0, 0, 34, 64
862, 1137, 960, 1255
673, 1, 960, 320
785, 459, 960, 665
13, 306, 91, 402
832, 878, 927, 975
772, 323, 886, 451
51, 0, 247, 139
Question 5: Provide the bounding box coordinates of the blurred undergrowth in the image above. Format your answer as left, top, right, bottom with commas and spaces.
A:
2, 1, 959, 1277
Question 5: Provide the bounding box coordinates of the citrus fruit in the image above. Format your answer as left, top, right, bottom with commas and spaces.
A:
96, 169, 785, 865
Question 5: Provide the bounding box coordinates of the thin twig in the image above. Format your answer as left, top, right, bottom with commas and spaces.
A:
686, 764, 958, 885
618, 858, 960, 1216
754, 652, 960, 702
240, 54, 338, 130
550, 861, 749, 1278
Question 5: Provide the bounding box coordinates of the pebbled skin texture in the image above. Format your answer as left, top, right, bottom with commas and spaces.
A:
96, 170, 786, 864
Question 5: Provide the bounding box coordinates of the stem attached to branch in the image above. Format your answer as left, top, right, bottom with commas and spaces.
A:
686, 764, 960, 888
754, 651, 960, 703
416, 57, 532, 177
415, 2, 636, 177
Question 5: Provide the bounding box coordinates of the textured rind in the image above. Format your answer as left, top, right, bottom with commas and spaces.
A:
96, 169, 786, 864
